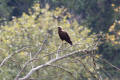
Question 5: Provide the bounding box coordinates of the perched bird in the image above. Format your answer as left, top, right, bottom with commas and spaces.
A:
58, 26, 72, 45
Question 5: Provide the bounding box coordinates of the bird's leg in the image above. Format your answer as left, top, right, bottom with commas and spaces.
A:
61, 40, 65, 50
56, 41, 63, 58
62, 40, 63, 47
62, 41, 68, 47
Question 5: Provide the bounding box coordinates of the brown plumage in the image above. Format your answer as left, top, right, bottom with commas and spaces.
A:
58, 27, 72, 45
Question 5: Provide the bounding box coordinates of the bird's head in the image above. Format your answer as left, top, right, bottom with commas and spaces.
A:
58, 26, 62, 31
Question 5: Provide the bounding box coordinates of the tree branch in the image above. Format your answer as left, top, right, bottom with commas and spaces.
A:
74, 58, 98, 79
14, 58, 39, 80
98, 57, 120, 72
15, 35, 48, 80
18, 48, 96, 80
0, 47, 29, 67
56, 42, 62, 58
43, 42, 83, 58
33, 35, 47, 58
49, 64, 76, 79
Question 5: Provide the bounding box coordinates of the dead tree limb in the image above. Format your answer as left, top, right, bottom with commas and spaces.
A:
18, 48, 96, 80
0, 47, 29, 67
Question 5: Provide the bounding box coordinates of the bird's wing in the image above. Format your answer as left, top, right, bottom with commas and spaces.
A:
63, 31, 71, 40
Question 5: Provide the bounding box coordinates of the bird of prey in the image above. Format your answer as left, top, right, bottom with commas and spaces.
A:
58, 26, 72, 45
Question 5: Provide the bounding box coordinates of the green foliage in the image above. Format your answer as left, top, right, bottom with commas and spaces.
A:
0, 0, 13, 24
99, 3, 120, 78
0, 0, 119, 79
0, 0, 12, 18
7, 0, 33, 17
0, 3, 98, 80
48, 0, 115, 32
98, 42, 120, 79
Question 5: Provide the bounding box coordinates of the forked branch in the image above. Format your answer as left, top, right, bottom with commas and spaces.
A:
18, 48, 96, 80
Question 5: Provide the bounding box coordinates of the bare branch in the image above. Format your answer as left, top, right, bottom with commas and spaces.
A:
43, 42, 83, 57
0, 47, 29, 67
18, 48, 96, 80
15, 43, 82, 80
15, 35, 48, 80
0, 48, 5, 51
29, 52, 34, 68
49, 64, 76, 79
98, 57, 120, 72
15, 58, 39, 80
74, 58, 98, 79
33, 35, 48, 58
101, 68, 113, 80
56, 43, 62, 58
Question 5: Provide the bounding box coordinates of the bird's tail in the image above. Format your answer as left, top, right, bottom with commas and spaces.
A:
68, 40, 72, 45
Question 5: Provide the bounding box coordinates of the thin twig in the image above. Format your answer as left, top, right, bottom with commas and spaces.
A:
14, 58, 39, 80
43, 43, 83, 57
29, 52, 34, 68
0, 48, 5, 51
98, 57, 120, 72
100, 68, 113, 80
0, 47, 29, 67
74, 58, 98, 80
33, 35, 48, 58
18, 48, 96, 80
15, 35, 48, 80
56, 43, 62, 58
90, 37, 102, 80
49, 64, 76, 80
